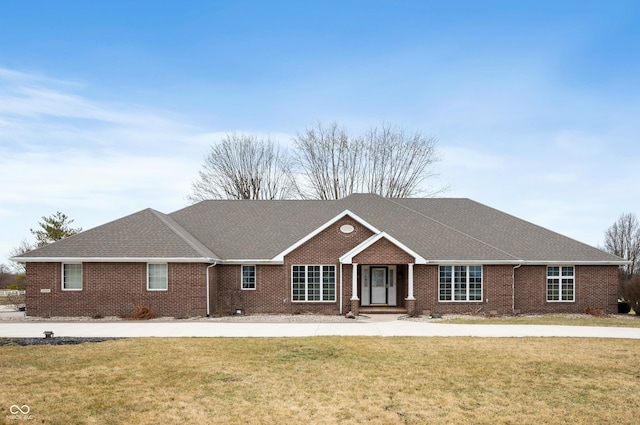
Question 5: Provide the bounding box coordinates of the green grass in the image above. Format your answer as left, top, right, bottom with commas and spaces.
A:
1, 337, 639, 424
437, 313, 640, 327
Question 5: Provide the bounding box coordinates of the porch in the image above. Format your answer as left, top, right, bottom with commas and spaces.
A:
345, 263, 418, 316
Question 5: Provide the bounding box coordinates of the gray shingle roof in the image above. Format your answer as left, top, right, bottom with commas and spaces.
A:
14, 194, 624, 264
17, 208, 218, 261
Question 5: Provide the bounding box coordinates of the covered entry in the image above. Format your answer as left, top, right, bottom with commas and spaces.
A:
361, 265, 397, 306
339, 231, 427, 315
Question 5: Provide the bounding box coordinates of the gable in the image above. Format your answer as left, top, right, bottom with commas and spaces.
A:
283, 216, 375, 264
352, 237, 417, 264
340, 232, 427, 265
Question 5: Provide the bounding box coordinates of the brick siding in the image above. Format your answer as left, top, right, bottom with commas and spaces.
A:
26, 262, 207, 318
514, 265, 619, 314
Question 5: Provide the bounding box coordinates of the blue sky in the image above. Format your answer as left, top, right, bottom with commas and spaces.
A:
1, 0, 639, 265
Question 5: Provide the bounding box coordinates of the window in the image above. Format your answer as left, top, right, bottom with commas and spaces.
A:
292, 265, 336, 302
547, 266, 574, 302
62, 263, 82, 290
147, 263, 168, 291
242, 265, 256, 290
439, 265, 482, 302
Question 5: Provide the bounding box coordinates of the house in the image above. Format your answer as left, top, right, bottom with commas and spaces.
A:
14, 194, 625, 318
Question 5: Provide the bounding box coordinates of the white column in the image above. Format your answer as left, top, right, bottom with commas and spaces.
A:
406, 263, 415, 300
351, 263, 359, 300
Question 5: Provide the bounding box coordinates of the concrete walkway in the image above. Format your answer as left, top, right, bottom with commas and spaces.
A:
1, 315, 640, 339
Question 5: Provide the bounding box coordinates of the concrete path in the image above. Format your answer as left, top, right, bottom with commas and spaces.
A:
1, 315, 640, 339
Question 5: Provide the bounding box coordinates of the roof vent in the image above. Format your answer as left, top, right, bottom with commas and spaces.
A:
340, 224, 355, 234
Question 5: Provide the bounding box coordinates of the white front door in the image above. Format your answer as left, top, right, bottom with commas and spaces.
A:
371, 267, 387, 304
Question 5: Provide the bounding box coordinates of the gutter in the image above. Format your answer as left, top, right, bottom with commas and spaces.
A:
339, 262, 343, 315
206, 261, 217, 317
11, 257, 220, 263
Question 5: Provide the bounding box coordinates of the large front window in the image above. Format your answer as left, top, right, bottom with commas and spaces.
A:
439, 265, 482, 302
547, 266, 575, 302
292, 265, 336, 302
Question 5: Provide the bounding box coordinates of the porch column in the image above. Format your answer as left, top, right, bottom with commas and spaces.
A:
351, 263, 359, 300
406, 263, 415, 300
405, 263, 416, 315
350, 263, 359, 316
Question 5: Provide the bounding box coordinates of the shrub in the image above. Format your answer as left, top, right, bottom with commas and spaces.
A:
620, 277, 640, 315
130, 305, 157, 320
585, 307, 606, 317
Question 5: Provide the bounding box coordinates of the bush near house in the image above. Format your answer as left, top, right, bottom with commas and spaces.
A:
621, 277, 640, 315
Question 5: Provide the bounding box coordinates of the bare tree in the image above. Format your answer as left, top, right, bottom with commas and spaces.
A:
291, 122, 365, 200
0, 264, 15, 289
292, 122, 445, 199
188, 133, 296, 202
7, 238, 34, 274
604, 213, 640, 279
363, 124, 444, 198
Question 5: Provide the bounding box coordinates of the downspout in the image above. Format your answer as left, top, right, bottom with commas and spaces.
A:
206, 261, 217, 317
512, 263, 522, 314
339, 262, 343, 315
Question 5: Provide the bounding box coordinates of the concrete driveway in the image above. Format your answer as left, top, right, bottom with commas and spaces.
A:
1, 314, 640, 339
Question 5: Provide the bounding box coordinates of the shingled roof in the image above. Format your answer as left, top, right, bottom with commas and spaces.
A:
14, 193, 624, 264
16, 208, 219, 262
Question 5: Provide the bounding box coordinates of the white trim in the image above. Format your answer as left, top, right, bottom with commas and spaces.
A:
339, 232, 428, 265
272, 210, 382, 262
14, 257, 218, 263
241, 265, 257, 290
224, 259, 283, 265
62, 263, 83, 291
147, 263, 168, 291
417, 260, 629, 266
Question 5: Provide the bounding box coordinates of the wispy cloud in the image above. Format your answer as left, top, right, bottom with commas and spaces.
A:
0, 68, 218, 256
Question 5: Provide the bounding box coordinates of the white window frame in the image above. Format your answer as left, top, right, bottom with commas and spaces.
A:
546, 266, 575, 302
241, 265, 256, 290
291, 265, 336, 303
62, 263, 83, 291
147, 263, 168, 291
438, 265, 483, 302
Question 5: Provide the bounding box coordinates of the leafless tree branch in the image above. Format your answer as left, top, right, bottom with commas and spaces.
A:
187, 133, 296, 202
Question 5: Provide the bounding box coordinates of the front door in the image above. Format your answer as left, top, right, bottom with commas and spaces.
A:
370, 267, 387, 305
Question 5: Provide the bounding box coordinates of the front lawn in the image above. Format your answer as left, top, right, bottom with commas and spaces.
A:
1, 337, 639, 424
435, 313, 640, 327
